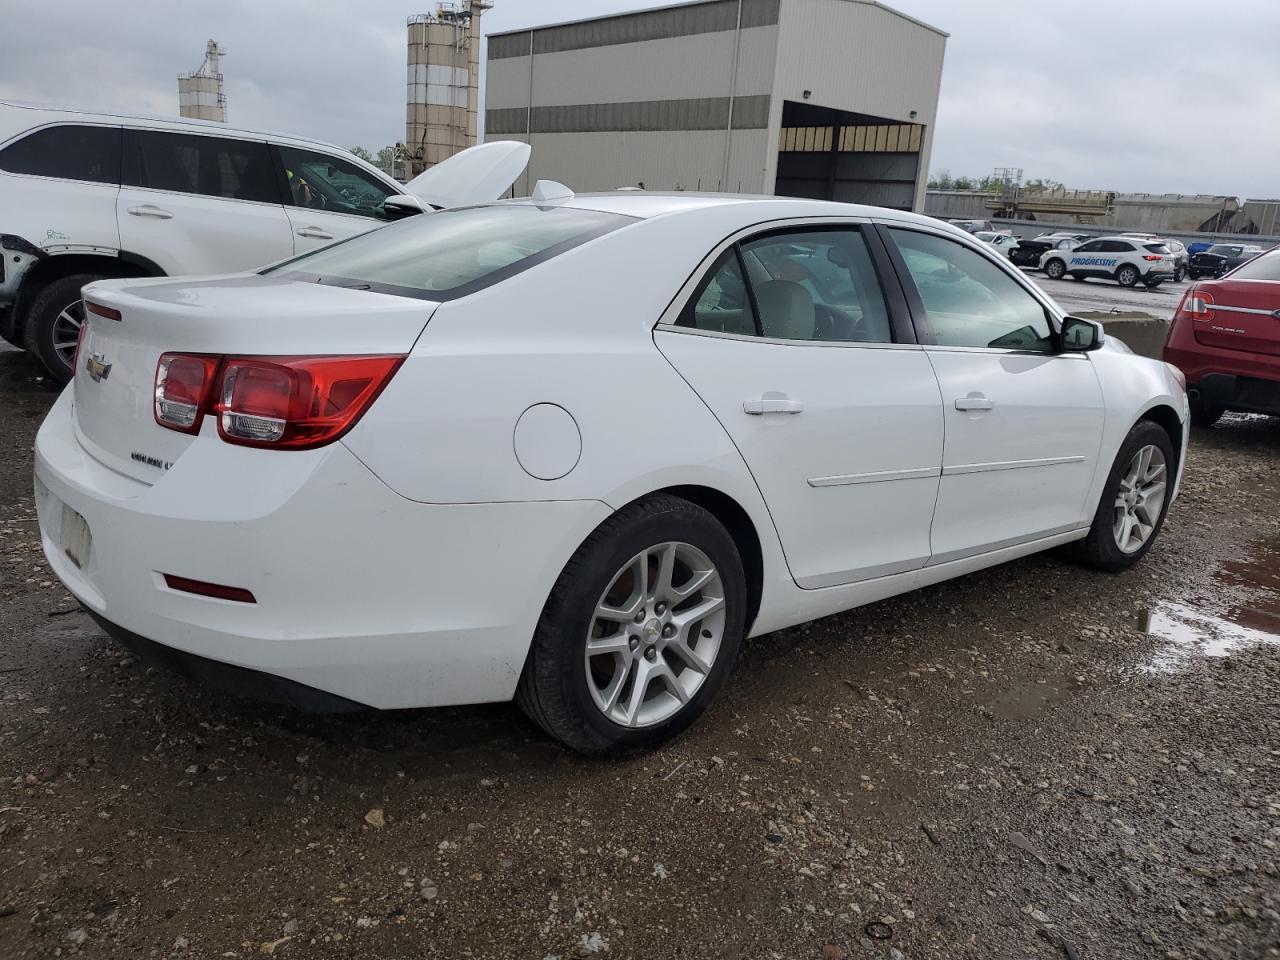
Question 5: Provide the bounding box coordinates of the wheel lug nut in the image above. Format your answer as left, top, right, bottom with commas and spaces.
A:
655, 602, 666, 615
662, 625, 675, 638
645, 648, 657, 661
634, 611, 645, 623
629, 637, 639, 651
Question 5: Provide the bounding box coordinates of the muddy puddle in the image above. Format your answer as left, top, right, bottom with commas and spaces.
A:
1141, 537, 1280, 671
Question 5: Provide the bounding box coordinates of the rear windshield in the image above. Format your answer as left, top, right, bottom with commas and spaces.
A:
1207, 245, 1242, 256
1143, 243, 1171, 254
266, 204, 635, 300
1227, 248, 1280, 281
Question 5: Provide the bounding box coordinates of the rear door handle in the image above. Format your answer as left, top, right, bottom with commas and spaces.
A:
744, 392, 804, 415
955, 394, 995, 411
296, 226, 334, 240
126, 204, 173, 219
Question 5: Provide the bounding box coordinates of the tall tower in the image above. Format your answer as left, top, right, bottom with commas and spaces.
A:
404, 3, 489, 178
178, 40, 227, 122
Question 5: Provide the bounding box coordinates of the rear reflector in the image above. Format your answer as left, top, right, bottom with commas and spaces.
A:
85, 301, 122, 322
153, 353, 404, 449
163, 573, 256, 604
1142, 255, 1163, 262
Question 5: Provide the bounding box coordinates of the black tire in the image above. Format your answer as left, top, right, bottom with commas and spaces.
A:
1143, 279, 1162, 289
1073, 420, 1175, 572
1116, 264, 1140, 287
1189, 393, 1224, 427
1043, 258, 1067, 280
1174, 266, 1185, 282
23, 273, 108, 384
1070, 273, 1086, 281
1188, 270, 1200, 281
516, 494, 747, 756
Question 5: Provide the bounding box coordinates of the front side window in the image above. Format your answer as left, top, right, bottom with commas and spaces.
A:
123, 130, 279, 203
1100, 240, 1134, 253
277, 146, 397, 220
889, 228, 1054, 353
267, 203, 634, 300
0, 125, 120, 184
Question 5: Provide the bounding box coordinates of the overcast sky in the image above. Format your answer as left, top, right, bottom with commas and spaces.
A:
2, 0, 1277, 198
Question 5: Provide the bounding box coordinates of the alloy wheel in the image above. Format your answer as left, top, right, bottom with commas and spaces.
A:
1113, 444, 1168, 554
51, 299, 85, 371
584, 541, 726, 727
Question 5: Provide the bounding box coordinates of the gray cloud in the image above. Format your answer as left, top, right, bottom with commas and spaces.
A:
2, 0, 1277, 198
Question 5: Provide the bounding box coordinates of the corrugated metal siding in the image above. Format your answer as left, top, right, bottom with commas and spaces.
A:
488, 0, 780, 59
489, 95, 770, 135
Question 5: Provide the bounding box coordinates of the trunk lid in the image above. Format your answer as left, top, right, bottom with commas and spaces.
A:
73, 274, 436, 483
1190, 279, 1280, 356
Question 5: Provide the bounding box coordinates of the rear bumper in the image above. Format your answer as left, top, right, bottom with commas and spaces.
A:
1165, 331, 1280, 417
1191, 373, 1280, 417
34, 387, 611, 710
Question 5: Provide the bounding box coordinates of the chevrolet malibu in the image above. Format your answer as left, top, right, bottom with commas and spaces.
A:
35, 189, 1189, 755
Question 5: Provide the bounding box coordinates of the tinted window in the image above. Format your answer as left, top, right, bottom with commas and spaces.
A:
0, 125, 120, 184
1207, 245, 1243, 256
267, 203, 634, 300
1229, 249, 1280, 281
677, 249, 757, 335
1100, 240, 1133, 253
123, 130, 279, 203
277, 146, 397, 220
1075, 240, 1105, 253
889, 229, 1053, 353
739, 229, 892, 342
1144, 243, 1171, 254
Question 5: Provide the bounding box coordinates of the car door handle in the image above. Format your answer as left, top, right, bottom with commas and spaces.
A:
955, 394, 995, 411
126, 204, 173, 219
744, 393, 803, 415
296, 226, 334, 240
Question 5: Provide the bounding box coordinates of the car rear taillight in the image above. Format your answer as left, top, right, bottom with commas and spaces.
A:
155, 354, 220, 433
1175, 288, 1215, 322
85, 300, 122, 322
1142, 255, 1163, 261
152, 354, 403, 449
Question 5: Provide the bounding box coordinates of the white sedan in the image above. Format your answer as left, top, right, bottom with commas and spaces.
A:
34, 189, 1189, 755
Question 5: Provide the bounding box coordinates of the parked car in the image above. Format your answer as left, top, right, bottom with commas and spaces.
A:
1010, 233, 1088, 269
973, 230, 1019, 256
1041, 236, 1176, 287
0, 100, 530, 382
1162, 238, 1189, 282
1164, 247, 1280, 425
949, 218, 995, 234
1187, 243, 1266, 280
35, 192, 1188, 754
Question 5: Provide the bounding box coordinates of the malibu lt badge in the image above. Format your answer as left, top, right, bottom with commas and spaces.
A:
85, 353, 112, 383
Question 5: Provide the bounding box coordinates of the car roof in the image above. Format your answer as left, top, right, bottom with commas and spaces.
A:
0, 98, 351, 156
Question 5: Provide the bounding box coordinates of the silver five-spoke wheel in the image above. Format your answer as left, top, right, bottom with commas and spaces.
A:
1113, 443, 1167, 554
52, 299, 85, 370
585, 541, 725, 727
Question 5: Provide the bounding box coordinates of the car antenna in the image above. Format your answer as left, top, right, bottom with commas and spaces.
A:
532, 180, 574, 203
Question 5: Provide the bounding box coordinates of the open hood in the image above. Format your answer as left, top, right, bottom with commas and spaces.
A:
402, 140, 531, 209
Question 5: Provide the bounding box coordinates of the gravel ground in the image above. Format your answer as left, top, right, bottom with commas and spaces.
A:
1, 348, 1278, 960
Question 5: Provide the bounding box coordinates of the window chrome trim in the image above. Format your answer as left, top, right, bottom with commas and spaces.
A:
656, 215, 906, 349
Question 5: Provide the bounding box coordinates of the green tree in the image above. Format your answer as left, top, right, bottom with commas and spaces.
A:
349, 146, 374, 163
376, 146, 397, 173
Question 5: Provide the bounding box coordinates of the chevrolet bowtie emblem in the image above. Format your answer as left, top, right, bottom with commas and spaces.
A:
86, 353, 111, 383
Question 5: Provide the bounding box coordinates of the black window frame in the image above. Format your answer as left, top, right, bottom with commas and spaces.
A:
0, 123, 122, 185
121, 128, 283, 205
1074, 239, 1106, 253
270, 144, 399, 221
672, 222, 916, 345
876, 223, 1064, 354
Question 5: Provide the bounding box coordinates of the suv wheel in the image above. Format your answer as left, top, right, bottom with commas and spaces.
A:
1043, 258, 1067, 280
24, 273, 109, 384
1116, 264, 1140, 287
1073, 421, 1174, 572
517, 495, 747, 755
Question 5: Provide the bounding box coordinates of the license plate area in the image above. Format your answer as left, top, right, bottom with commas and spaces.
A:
60, 502, 93, 570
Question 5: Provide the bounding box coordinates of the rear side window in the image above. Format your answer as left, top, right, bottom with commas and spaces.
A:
1228, 249, 1280, 281
266, 204, 635, 300
0, 125, 120, 184
123, 130, 279, 203
1100, 240, 1133, 253
1144, 243, 1171, 254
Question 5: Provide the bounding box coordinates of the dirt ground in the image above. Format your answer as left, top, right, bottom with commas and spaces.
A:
1, 348, 1278, 960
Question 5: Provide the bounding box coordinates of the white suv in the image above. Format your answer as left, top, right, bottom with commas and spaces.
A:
0, 101, 526, 381
1041, 235, 1176, 288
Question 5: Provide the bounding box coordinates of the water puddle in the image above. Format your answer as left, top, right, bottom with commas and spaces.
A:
1139, 538, 1280, 672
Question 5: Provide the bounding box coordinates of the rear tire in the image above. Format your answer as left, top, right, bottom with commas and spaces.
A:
1073, 421, 1175, 572
24, 273, 109, 384
1188, 270, 1201, 280
1116, 264, 1140, 287
516, 495, 747, 756
1043, 258, 1067, 280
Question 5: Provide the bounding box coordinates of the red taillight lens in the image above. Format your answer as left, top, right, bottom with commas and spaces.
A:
215, 355, 403, 448
155, 353, 220, 433
154, 354, 403, 448
72, 321, 88, 371
1142, 255, 1163, 262
85, 300, 122, 322
1176, 287, 1215, 322
163, 574, 256, 604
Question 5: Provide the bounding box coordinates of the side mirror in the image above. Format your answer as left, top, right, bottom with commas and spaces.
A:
1060, 316, 1105, 352
383, 194, 430, 220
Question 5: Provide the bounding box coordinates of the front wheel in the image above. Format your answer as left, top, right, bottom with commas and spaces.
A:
517, 495, 747, 755
1116, 264, 1140, 287
24, 273, 110, 384
1073, 421, 1175, 572
1043, 258, 1067, 280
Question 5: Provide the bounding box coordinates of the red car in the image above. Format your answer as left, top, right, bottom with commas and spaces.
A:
1164, 246, 1280, 426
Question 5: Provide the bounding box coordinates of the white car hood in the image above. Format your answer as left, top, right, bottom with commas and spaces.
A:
403, 141, 531, 209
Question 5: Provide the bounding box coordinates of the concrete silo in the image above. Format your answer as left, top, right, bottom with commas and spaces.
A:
404, 3, 489, 178
178, 40, 227, 122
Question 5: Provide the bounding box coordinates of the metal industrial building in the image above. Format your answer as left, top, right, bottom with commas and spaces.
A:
484, 0, 947, 210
